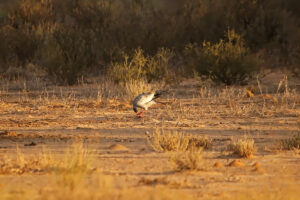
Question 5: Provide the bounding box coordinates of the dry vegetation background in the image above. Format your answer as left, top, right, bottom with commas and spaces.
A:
0, 0, 300, 200
0, 0, 300, 85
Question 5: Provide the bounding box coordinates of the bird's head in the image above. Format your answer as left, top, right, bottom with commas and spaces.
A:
133, 107, 138, 113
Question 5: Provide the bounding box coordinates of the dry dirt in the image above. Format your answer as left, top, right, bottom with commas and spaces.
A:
0, 72, 299, 199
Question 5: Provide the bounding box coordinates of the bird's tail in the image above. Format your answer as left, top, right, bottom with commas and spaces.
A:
153, 91, 162, 100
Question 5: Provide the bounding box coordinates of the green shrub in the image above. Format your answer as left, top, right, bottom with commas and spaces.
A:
185, 30, 261, 85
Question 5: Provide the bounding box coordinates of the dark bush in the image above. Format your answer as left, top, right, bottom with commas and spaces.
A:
0, 0, 299, 84
0, 0, 51, 71
185, 30, 261, 85
39, 27, 97, 85
291, 51, 300, 78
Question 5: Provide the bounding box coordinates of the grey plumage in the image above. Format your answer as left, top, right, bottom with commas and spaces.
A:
133, 91, 162, 115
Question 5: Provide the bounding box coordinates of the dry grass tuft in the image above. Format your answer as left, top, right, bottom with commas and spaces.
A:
0, 143, 92, 175
146, 129, 190, 152
281, 134, 300, 150
146, 129, 206, 171
123, 79, 159, 100
96, 79, 158, 102
170, 147, 204, 171
228, 137, 255, 158
0, 174, 192, 200
109, 48, 173, 85
146, 129, 212, 152
187, 136, 213, 150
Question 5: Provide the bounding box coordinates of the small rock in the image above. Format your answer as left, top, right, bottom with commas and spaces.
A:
213, 162, 224, 168
252, 166, 264, 173
108, 144, 129, 151
228, 160, 245, 167
24, 142, 37, 146
252, 162, 260, 168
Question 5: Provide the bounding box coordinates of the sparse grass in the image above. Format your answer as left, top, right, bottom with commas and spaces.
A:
228, 137, 255, 158
146, 129, 190, 152
0, 174, 192, 200
0, 142, 92, 175
95, 79, 158, 102
123, 79, 159, 100
109, 48, 173, 85
0, 71, 299, 199
1, 174, 299, 200
170, 147, 204, 172
54, 143, 93, 190
281, 134, 300, 150
146, 129, 212, 152
0, 143, 94, 199
146, 129, 207, 171
188, 136, 212, 150
225, 185, 300, 200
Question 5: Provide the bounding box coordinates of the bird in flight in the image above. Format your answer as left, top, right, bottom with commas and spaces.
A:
133, 91, 162, 118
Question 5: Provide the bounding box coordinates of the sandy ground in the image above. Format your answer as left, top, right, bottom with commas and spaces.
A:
0, 72, 299, 199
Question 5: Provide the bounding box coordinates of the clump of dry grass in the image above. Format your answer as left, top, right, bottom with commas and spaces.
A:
170, 147, 204, 171
96, 79, 158, 102
146, 129, 212, 152
188, 136, 212, 150
0, 143, 92, 175
146, 129, 208, 171
281, 134, 300, 150
54, 143, 93, 190
0, 143, 93, 199
0, 173, 192, 200
146, 129, 190, 152
123, 79, 159, 100
227, 137, 255, 158
109, 48, 173, 85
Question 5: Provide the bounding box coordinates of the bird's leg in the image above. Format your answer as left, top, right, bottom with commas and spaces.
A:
136, 111, 142, 117
137, 109, 145, 118
140, 110, 146, 117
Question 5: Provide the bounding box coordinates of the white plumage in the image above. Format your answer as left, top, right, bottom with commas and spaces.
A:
133, 91, 161, 117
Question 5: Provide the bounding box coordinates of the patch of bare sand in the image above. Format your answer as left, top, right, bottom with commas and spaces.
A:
108, 144, 130, 152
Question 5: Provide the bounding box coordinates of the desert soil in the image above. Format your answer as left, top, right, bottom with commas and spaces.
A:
0, 72, 299, 199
